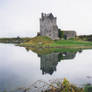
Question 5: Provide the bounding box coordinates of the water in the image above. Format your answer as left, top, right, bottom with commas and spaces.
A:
0, 43, 92, 91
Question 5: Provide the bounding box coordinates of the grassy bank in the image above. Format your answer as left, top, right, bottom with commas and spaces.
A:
0, 37, 31, 43
0, 36, 92, 49
19, 36, 92, 49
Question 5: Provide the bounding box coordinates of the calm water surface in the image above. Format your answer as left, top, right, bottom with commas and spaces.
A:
0, 43, 92, 91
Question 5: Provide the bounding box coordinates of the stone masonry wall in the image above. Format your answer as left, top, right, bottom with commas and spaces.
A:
40, 13, 59, 40
63, 31, 76, 39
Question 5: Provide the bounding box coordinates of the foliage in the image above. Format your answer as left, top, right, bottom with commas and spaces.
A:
78, 35, 92, 41
44, 78, 84, 92
58, 29, 64, 38
69, 38, 75, 40
84, 84, 92, 92
0, 37, 31, 44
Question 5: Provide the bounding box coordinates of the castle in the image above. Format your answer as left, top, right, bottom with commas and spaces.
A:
40, 13, 59, 40
39, 13, 76, 40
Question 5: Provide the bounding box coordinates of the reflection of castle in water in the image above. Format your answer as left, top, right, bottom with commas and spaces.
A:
25, 47, 81, 75
38, 52, 77, 75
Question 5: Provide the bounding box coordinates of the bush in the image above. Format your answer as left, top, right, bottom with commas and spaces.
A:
58, 29, 64, 38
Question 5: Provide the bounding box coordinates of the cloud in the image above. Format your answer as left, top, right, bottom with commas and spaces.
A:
0, 0, 92, 37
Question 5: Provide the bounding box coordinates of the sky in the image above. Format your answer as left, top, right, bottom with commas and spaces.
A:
0, 0, 92, 37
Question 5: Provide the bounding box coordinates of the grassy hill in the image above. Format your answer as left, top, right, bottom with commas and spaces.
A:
19, 36, 92, 49
19, 36, 54, 47
0, 36, 92, 50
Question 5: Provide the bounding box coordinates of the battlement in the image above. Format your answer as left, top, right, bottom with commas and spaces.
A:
41, 13, 56, 20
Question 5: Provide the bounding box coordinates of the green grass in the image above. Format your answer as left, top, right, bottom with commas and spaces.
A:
84, 85, 92, 92
19, 36, 54, 47
18, 36, 92, 50
1, 36, 92, 49
50, 40, 92, 47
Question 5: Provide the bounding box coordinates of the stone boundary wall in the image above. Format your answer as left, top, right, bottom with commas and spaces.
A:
63, 31, 76, 39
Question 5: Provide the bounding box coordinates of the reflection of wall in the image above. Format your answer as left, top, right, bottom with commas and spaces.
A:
39, 52, 77, 75
40, 53, 59, 75
61, 52, 77, 60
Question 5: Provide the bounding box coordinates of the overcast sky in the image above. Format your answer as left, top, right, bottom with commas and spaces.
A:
0, 0, 92, 37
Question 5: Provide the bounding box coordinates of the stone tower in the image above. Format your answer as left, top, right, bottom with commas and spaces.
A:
40, 13, 59, 40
